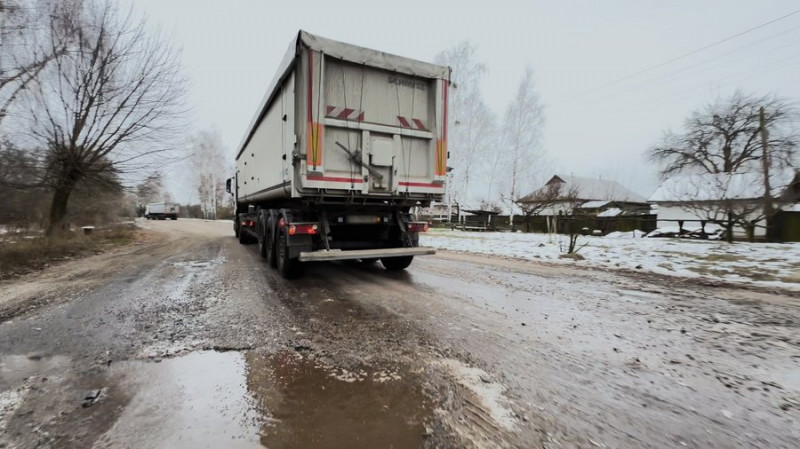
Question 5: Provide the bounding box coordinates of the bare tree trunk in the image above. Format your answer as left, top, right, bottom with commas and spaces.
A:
745, 223, 756, 243
726, 211, 734, 243
47, 177, 78, 235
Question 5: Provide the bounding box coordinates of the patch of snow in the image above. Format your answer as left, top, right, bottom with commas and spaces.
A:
420, 229, 800, 290
605, 230, 645, 239
435, 358, 517, 430
0, 389, 25, 432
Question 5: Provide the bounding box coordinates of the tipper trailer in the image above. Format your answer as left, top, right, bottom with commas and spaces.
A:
227, 31, 451, 278
144, 202, 179, 220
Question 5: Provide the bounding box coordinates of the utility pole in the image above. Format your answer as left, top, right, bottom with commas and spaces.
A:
759, 106, 774, 241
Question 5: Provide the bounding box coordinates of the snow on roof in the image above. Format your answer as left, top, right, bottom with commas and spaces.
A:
783, 203, 800, 212
579, 200, 612, 209
597, 208, 622, 217
648, 168, 799, 203
547, 175, 647, 203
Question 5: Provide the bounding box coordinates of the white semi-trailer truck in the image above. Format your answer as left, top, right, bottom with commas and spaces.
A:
144, 202, 179, 220
227, 31, 450, 278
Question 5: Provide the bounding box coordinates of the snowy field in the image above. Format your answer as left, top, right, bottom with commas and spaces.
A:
420, 229, 800, 291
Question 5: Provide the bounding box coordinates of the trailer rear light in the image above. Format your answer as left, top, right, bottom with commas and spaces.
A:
248, 220, 255, 227
407, 222, 429, 233
289, 224, 318, 235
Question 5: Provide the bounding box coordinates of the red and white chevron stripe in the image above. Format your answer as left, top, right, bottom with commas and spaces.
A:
325, 105, 364, 121
397, 116, 428, 131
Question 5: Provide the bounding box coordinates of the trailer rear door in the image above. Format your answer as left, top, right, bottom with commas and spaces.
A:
300, 52, 448, 198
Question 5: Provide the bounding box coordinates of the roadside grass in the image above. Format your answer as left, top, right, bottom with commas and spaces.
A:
0, 223, 137, 280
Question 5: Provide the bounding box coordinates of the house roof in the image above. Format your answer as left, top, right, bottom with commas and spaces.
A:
543, 175, 647, 203
648, 168, 799, 203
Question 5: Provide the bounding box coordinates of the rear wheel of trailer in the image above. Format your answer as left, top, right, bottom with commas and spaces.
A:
381, 255, 414, 271
276, 225, 303, 278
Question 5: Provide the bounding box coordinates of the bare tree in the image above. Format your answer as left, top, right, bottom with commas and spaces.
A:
434, 42, 496, 205
648, 91, 798, 241
649, 91, 797, 174
515, 182, 579, 233
21, 0, 186, 234
189, 130, 229, 220
498, 67, 546, 229
0, 0, 73, 125
134, 171, 164, 210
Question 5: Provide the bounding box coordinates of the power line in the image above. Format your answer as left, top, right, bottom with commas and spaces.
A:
572, 8, 800, 99
643, 53, 800, 113
577, 30, 800, 110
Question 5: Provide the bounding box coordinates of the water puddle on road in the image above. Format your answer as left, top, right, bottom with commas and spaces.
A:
98, 350, 433, 448
98, 351, 262, 448
246, 350, 433, 448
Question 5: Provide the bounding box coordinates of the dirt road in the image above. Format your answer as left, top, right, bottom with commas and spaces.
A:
1, 219, 798, 448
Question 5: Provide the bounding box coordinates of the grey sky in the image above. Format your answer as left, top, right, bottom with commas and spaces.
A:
125, 0, 800, 202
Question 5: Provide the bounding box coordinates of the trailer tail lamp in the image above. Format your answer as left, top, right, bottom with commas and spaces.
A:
289, 224, 318, 235
407, 222, 429, 233
248, 220, 255, 227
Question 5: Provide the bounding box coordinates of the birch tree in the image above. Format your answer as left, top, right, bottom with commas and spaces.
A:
498, 67, 545, 227
190, 130, 229, 220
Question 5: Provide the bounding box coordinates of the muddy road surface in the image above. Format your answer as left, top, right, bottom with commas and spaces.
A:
1, 219, 798, 448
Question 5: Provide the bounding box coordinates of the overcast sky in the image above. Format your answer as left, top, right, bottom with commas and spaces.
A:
123, 0, 800, 202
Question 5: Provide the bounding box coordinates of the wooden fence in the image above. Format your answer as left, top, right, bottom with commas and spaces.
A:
421, 214, 658, 235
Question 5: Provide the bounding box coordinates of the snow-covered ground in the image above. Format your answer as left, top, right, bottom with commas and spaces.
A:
420, 229, 800, 291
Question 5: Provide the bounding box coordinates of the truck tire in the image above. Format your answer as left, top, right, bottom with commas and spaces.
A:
381, 256, 413, 271
277, 227, 303, 279
238, 226, 250, 244
264, 222, 277, 268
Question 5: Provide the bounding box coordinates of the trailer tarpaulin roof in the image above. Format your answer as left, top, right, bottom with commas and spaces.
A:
237, 30, 450, 158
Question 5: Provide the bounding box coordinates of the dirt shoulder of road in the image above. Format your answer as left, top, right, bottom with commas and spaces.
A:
0, 224, 145, 280
0, 227, 164, 322
434, 248, 800, 304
